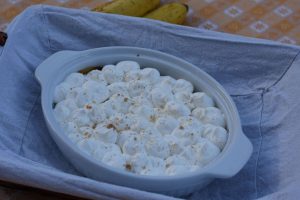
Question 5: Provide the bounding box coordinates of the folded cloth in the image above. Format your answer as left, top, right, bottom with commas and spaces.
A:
0, 5, 300, 200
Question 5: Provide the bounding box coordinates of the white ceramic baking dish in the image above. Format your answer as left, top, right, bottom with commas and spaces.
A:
35, 46, 253, 197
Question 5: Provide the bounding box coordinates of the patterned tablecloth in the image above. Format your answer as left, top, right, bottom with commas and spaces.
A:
0, 0, 299, 45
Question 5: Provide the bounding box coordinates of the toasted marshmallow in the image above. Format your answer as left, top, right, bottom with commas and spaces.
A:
109, 93, 132, 114
109, 113, 134, 131
94, 124, 118, 143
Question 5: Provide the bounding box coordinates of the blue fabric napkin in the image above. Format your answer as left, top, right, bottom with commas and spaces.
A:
0, 5, 299, 200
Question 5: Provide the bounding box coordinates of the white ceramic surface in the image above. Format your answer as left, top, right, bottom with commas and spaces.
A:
35, 46, 253, 197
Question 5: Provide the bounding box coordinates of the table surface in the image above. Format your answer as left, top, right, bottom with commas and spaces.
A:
0, 0, 299, 199
0, 0, 299, 45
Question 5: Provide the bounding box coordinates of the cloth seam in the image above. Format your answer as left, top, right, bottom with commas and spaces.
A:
267, 50, 300, 90
18, 5, 52, 155
40, 5, 52, 51
254, 90, 265, 198
18, 95, 40, 155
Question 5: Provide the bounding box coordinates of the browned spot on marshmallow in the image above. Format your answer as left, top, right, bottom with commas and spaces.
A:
85, 104, 92, 109
106, 123, 116, 129
125, 163, 132, 171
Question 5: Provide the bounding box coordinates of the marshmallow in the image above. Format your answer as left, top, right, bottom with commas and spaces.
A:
150, 87, 174, 108
76, 80, 109, 106
173, 79, 193, 94
86, 70, 107, 85
164, 134, 185, 155
108, 82, 129, 96
93, 142, 121, 161
155, 116, 179, 135
202, 124, 228, 149
109, 113, 134, 131
140, 68, 160, 84
127, 80, 151, 97
130, 104, 155, 122
130, 117, 153, 132
116, 61, 140, 73
192, 107, 226, 127
164, 100, 191, 118
160, 76, 176, 89
140, 156, 165, 175
67, 132, 84, 144
109, 93, 132, 114
102, 64, 124, 84
93, 124, 118, 143
117, 130, 138, 147
53, 99, 78, 122
77, 138, 98, 154
144, 136, 170, 159
54, 82, 72, 103
123, 70, 141, 82
193, 138, 220, 165
69, 108, 91, 127
122, 135, 145, 155
190, 92, 214, 109
166, 165, 190, 176
102, 150, 126, 169
89, 104, 107, 123
65, 72, 85, 88
174, 91, 191, 107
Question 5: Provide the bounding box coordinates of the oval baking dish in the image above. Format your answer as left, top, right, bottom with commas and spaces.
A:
35, 46, 253, 197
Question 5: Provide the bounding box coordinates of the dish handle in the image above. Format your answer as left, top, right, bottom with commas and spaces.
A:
206, 132, 253, 178
35, 50, 77, 86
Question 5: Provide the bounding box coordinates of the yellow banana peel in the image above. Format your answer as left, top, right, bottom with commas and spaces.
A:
144, 2, 188, 25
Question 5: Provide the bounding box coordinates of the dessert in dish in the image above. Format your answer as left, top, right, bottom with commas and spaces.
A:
53, 60, 227, 176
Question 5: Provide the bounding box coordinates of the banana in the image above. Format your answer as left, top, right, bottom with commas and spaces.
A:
144, 2, 188, 25
92, 1, 115, 12
93, 0, 160, 17
79, 66, 101, 74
